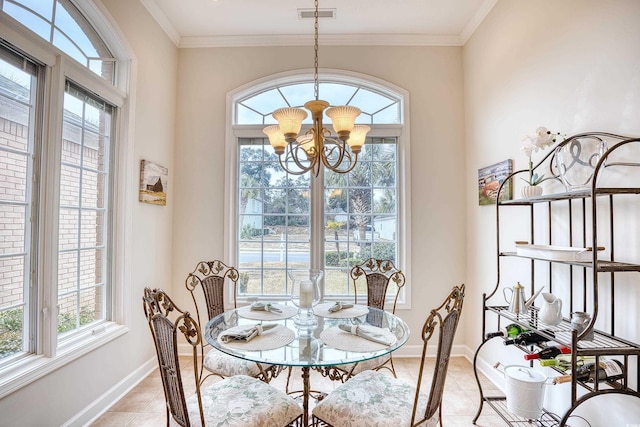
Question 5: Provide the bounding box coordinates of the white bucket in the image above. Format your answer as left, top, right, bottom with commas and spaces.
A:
498, 364, 550, 420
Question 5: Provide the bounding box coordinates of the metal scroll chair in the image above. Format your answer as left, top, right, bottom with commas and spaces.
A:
312, 283, 465, 427
317, 258, 406, 382
186, 260, 280, 383
142, 288, 303, 427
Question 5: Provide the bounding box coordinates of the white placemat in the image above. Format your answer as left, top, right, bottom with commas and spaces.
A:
320, 325, 397, 352
236, 304, 298, 321
314, 302, 369, 319
217, 324, 295, 351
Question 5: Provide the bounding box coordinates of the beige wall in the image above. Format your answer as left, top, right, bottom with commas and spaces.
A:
464, 0, 640, 422
0, 0, 178, 425
172, 45, 467, 350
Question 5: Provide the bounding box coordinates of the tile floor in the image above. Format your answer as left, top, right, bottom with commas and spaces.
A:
91, 356, 505, 426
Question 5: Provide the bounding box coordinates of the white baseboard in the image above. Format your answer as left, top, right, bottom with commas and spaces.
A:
63, 357, 158, 427
391, 343, 468, 358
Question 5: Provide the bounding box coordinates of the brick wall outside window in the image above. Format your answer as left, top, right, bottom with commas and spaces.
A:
0, 115, 103, 322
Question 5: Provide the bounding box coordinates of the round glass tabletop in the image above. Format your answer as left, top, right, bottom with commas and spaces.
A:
203, 302, 410, 368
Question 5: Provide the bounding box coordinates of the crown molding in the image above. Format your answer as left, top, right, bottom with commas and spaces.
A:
460, 0, 498, 44
179, 33, 463, 49
141, 0, 497, 49
139, 0, 180, 46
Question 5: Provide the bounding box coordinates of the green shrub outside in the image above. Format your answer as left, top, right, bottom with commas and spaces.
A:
372, 242, 396, 262
57, 307, 96, 334
0, 308, 23, 358
325, 251, 364, 267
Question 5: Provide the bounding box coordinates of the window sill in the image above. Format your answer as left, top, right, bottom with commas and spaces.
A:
0, 323, 128, 399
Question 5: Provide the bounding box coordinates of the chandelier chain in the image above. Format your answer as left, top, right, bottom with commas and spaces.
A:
263, 0, 369, 177
313, 0, 319, 100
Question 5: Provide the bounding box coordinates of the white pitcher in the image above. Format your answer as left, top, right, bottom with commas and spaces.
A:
538, 293, 563, 326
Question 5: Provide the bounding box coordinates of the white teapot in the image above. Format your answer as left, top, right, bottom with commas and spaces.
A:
538, 293, 563, 326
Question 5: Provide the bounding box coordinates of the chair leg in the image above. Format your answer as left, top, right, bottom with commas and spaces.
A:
287, 414, 304, 427
311, 415, 332, 426
285, 365, 294, 394
372, 355, 397, 378
388, 354, 398, 378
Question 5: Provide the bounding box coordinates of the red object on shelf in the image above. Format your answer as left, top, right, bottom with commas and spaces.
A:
524, 346, 571, 360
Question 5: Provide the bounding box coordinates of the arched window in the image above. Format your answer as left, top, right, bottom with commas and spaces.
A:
228, 71, 411, 307
2, 0, 116, 83
0, 0, 129, 391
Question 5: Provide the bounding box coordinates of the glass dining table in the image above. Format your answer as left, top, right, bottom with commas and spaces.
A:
203, 301, 410, 426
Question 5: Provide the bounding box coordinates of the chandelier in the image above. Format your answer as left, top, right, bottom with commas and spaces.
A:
263, 0, 370, 176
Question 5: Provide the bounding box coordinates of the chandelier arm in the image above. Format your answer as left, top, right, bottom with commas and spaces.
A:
326, 150, 359, 174
321, 136, 348, 170
319, 137, 358, 173
291, 146, 314, 171
278, 150, 311, 176
281, 134, 321, 175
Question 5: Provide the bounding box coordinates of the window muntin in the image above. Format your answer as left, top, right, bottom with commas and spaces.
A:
2, 0, 116, 83
0, 45, 39, 365
236, 81, 401, 126
57, 81, 112, 339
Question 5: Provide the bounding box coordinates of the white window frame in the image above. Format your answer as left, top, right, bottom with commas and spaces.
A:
224, 69, 412, 310
0, 1, 133, 398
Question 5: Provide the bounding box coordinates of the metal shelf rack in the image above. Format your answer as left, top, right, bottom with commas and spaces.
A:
473, 133, 640, 426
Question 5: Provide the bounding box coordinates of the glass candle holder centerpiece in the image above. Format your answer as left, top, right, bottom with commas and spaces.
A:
288, 269, 323, 327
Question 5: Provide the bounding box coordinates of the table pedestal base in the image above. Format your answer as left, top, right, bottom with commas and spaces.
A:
286, 366, 327, 426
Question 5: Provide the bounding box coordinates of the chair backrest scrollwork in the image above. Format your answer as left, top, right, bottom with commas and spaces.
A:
186, 260, 239, 325
350, 258, 406, 313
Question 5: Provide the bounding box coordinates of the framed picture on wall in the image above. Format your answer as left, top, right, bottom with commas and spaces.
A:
478, 159, 513, 206
139, 159, 168, 206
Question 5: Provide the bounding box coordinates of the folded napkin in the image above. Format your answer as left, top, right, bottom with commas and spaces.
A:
328, 302, 354, 313
250, 302, 282, 313
219, 324, 277, 343
338, 324, 395, 346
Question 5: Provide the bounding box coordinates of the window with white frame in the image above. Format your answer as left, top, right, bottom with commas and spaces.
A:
57, 81, 113, 341
0, 43, 41, 363
0, 0, 125, 384
232, 76, 408, 304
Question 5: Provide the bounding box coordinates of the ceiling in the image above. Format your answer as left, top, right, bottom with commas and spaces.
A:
140, 0, 497, 48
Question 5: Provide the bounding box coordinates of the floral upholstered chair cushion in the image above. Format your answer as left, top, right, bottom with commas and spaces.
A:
312, 370, 436, 427
203, 348, 268, 377
171, 375, 302, 427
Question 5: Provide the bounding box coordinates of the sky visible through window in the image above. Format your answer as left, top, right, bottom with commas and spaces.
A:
237, 81, 401, 126
2, 0, 115, 81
